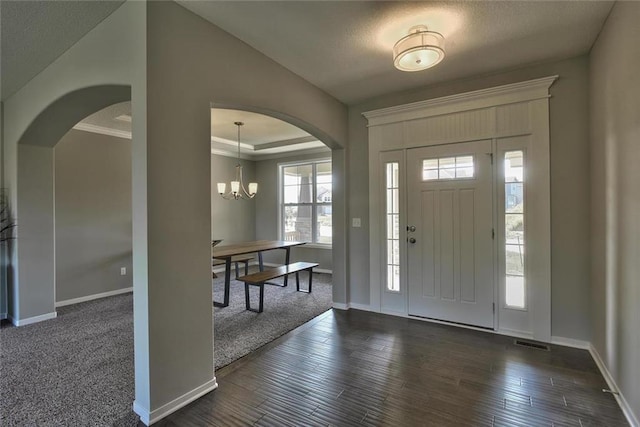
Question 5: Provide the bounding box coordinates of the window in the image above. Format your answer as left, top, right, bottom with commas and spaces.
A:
504, 151, 525, 308
280, 160, 332, 245
422, 155, 474, 180
385, 162, 400, 292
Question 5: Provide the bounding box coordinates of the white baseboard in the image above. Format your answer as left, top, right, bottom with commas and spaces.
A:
10, 311, 58, 327
551, 336, 590, 350
331, 302, 371, 311
55, 287, 133, 308
496, 328, 535, 340
134, 377, 218, 426
0, 312, 6, 320
348, 303, 371, 311
589, 345, 639, 427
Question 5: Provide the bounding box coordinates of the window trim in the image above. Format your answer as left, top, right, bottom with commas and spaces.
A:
278, 158, 332, 247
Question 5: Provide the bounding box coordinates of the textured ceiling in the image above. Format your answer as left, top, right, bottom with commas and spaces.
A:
0, 0, 124, 100
1, 1, 613, 104
178, 1, 613, 104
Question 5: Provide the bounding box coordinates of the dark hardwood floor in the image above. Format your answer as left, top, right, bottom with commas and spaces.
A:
154, 309, 628, 426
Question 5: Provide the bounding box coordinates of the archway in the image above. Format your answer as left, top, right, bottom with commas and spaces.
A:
13, 85, 131, 323
209, 106, 338, 369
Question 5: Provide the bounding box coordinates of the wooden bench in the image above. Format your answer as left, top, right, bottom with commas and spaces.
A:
212, 255, 254, 279
236, 262, 319, 313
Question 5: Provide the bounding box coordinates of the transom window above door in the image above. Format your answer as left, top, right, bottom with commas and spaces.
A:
422, 155, 474, 181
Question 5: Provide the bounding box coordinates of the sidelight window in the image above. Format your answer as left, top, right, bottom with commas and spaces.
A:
504, 151, 525, 308
385, 162, 400, 292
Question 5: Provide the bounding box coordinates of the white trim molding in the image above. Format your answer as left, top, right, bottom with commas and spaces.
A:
133, 377, 218, 426
73, 122, 132, 140
0, 312, 7, 320
589, 345, 640, 427
348, 303, 371, 312
10, 311, 57, 327
55, 287, 133, 308
363, 76, 558, 127
551, 336, 590, 350
331, 302, 371, 312
332, 302, 349, 310
364, 76, 557, 343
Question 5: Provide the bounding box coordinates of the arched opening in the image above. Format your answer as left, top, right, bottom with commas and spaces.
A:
8, 85, 137, 424
209, 107, 336, 369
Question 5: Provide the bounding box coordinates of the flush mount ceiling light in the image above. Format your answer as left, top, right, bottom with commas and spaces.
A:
393, 25, 445, 72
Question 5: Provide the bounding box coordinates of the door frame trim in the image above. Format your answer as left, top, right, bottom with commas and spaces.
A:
364, 76, 557, 342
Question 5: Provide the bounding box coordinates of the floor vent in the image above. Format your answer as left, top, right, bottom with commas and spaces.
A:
514, 339, 550, 351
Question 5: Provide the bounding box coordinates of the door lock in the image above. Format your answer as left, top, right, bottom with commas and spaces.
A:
407, 225, 417, 232
409, 237, 417, 244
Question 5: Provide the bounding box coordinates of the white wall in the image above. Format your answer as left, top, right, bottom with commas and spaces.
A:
55, 129, 132, 304
590, 2, 640, 422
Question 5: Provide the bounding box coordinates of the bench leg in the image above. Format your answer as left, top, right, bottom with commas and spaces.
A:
296, 269, 313, 293
245, 282, 264, 313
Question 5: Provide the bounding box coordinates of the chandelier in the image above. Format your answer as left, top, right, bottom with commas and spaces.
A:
393, 25, 445, 72
216, 121, 258, 200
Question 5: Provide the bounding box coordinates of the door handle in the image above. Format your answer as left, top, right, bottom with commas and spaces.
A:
409, 237, 417, 244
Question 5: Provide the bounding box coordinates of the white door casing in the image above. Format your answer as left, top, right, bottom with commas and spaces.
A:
407, 140, 494, 328
365, 76, 556, 342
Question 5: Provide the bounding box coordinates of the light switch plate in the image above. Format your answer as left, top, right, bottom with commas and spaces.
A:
352, 218, 361, 228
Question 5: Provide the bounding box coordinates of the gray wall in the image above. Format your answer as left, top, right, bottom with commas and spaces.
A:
54, 129, 132, 303
348, 55, 591, 341
0, 100, 5, 318
211, 154, 256, 244
255, 151, 333, 271
590, 2, 640, 421
145, 0, 347, 411
17, 144, 55, 319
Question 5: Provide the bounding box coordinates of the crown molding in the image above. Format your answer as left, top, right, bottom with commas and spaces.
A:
363, 75, 559, 127
72, 122, 132, 140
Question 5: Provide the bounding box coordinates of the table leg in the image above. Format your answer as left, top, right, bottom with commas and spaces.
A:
213, 258, 231, 308
258, 251, 264, 271
283, 247, 291, 287
264, 247, 289, 287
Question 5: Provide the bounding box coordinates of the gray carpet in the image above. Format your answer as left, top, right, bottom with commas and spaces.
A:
0, 296, 135, 426
213, 267, 333, 369
0, 270, 332, 426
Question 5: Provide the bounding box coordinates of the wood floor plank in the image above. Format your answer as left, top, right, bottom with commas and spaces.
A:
158, 310, 629, 427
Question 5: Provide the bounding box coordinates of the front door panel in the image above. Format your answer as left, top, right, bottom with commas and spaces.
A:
407, 140, 494, 328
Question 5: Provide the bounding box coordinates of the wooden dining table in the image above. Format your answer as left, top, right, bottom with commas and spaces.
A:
212, 240, 306, 307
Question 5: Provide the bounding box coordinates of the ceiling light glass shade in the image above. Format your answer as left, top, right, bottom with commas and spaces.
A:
393, 25, 445, 72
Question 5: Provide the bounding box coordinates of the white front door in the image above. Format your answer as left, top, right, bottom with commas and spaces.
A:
407, 140, 495, 328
